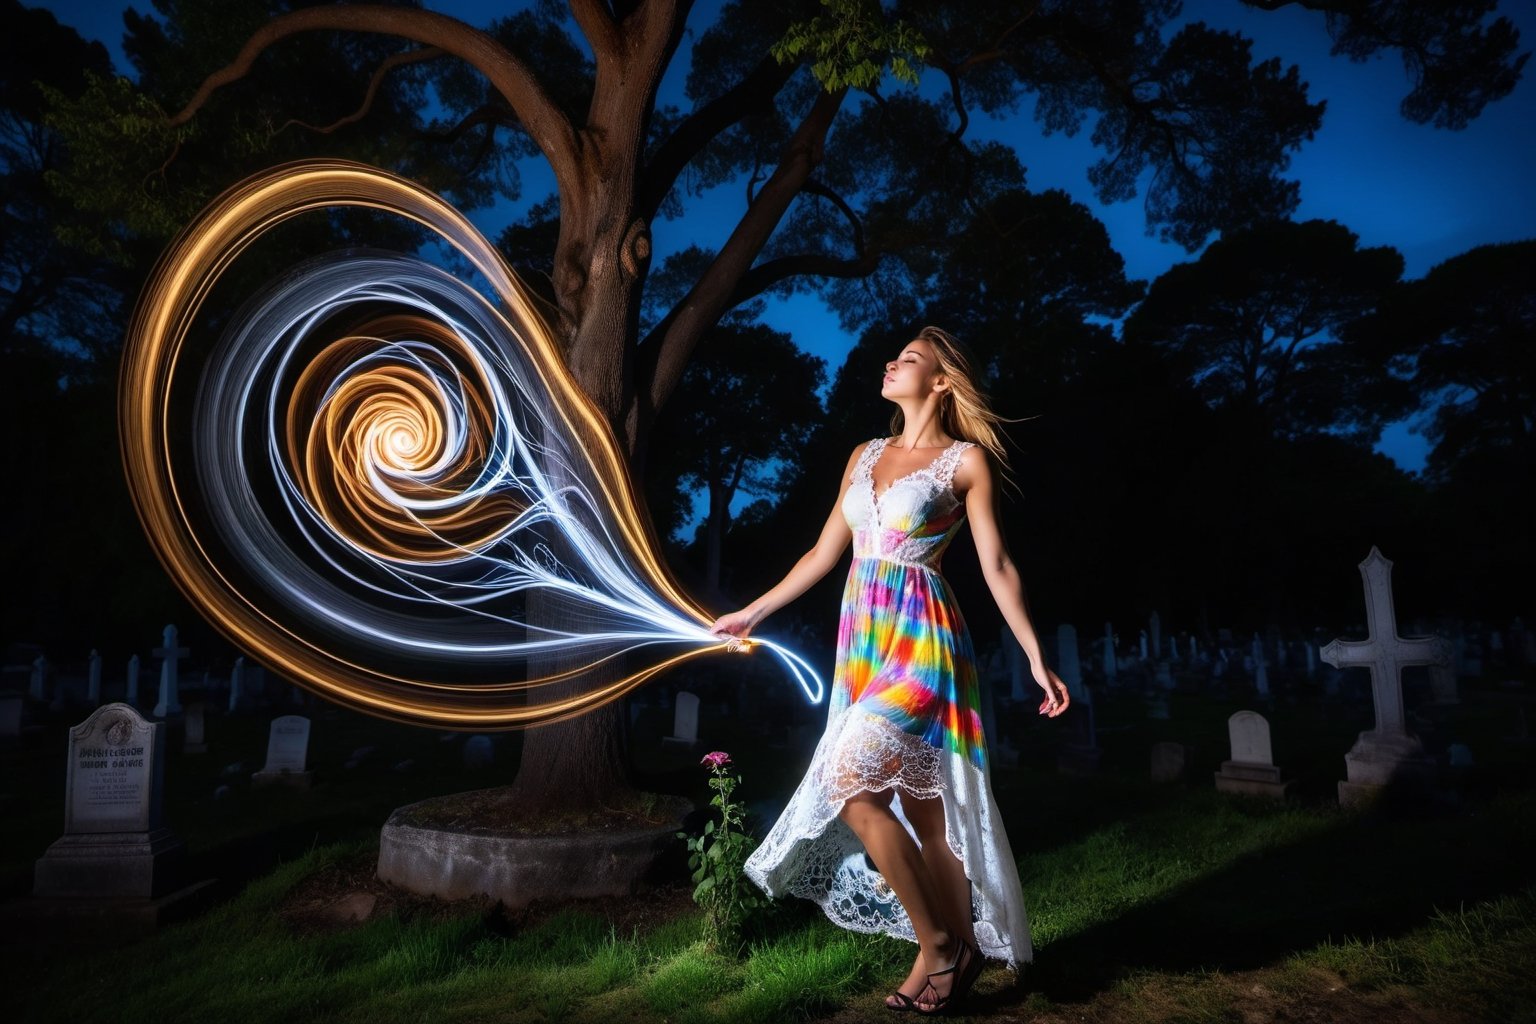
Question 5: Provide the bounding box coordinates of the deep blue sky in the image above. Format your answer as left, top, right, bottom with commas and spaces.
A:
34, 0, 1536, 474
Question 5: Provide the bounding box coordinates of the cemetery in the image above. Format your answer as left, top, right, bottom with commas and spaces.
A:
4, 0, 1534, 1020
3, 536, 1533, 1021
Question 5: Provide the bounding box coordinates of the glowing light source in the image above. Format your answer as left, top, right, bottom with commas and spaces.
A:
120, 159, 822, 728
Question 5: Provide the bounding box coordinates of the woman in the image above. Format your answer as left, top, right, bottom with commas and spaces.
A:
710, 326, 1070, 1015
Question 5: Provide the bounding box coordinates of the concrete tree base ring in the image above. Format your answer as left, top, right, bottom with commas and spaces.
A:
377, 788, 694, 909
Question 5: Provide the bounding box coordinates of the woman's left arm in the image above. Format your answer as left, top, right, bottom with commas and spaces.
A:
955, 447, 1070, 717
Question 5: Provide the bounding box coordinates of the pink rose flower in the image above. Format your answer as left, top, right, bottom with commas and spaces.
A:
700, 750, 732, 769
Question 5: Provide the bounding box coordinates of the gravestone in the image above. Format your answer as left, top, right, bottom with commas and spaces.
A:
1057, 624, 1082, 696
33, 703, 201, 922
1102, 622, 1117, 681
1322, 548, 1450, 808
1138, 630, 1149, 660
1003, 626, 1028, 701
661, 691, 700, 749
152, 625, 188, 718
1214, 710, 1291, 800
126, 654, 141, 707
227, 656, 246, 713
87, 650, 102, 705
30, 655, 48, 702
1150, 741, 1190, 783
1056, 627, 1100, 773
252, 715, 313, 788
183, 701, 207, 755
1251, 633, 1270, 698
0, 693, 22, 740
462, 734, 495, 770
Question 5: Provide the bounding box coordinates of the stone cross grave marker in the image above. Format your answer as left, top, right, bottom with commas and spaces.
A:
252, 715, 313, 787
1322, 547, 1450, 807
152, 624, 189, 718
1214, 710, 1291, 799
34, 702, 188, 904
662, 691, 700, 748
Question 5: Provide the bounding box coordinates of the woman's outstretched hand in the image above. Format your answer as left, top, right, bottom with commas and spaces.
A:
710, 609, 758, 642
1037, 667, 1070, 718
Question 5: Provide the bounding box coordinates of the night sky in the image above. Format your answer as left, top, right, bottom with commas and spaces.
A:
33, 0, 1536, 475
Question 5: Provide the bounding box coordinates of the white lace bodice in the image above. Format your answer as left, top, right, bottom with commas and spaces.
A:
841, 437, 974, 568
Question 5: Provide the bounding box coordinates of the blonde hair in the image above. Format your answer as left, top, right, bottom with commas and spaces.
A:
889, 325, 1022, 487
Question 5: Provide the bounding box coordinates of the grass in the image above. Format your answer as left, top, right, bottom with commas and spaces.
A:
5, 678, 1535, 1022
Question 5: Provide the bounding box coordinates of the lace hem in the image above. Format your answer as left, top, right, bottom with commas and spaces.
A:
743, 711, 1030, 970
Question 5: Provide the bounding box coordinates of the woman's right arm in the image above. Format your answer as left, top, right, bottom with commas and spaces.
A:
709, 443, 866, 640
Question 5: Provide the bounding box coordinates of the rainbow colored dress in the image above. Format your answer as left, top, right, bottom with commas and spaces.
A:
743, 437, 1032, 969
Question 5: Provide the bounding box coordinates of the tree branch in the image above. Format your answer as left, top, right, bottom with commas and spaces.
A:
569, 0, 622, 65
277, 46, 445, 137
638, 86, 848, 420
167, 4, 580, 193
730, 250, 884, 307
637, 52, 797, 222
800, 178, 866, 256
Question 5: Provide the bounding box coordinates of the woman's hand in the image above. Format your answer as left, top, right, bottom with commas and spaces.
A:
710, 609, 759, 642
1036, 667, 1070, 718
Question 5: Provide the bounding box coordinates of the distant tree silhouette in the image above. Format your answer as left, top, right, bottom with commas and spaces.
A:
646, 322, 825, 593
1123, 219, 1410, 443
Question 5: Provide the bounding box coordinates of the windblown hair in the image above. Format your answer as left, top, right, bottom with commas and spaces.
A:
889, 325, 1021, 488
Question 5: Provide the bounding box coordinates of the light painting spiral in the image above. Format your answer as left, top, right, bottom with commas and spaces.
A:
120, 159, 822, 728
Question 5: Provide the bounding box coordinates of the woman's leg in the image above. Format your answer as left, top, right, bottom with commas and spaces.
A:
899, 793, 977, 948
838, 789, 957, 984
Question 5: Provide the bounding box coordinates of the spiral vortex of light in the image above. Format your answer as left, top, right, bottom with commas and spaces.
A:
120, 159, 822, 728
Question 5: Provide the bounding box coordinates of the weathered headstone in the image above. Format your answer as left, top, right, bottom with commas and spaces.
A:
1003, 626, 1028, 702
1102, 622, 1117, 681
462, 734, 495, 770
1322, 547, 1450, 808
1213, 710, 1291, 799
1138, 630, 1149, 660
87, 650, 103, 706
1150, 741, 1190, 783
152, 625, 188, 718
1251, 633, 1270, 698
661, 691, 700, 748
126, 654, 141, 707
0, 693, 23, 739
30, 655, 48, 702
183, 701, 207, 755
1057, 624, 1082, 697
252, 715, 313, 788
227, 656, 246, 713
33, 703, 198, 919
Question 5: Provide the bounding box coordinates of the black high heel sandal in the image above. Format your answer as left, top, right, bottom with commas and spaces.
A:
913, 939, 984, 1016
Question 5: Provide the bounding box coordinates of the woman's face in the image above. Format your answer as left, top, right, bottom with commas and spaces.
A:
881, 339, 944, 401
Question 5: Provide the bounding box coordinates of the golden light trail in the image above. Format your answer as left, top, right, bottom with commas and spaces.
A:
120, 159, 822, 729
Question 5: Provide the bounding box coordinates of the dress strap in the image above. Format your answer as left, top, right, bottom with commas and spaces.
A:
934, 440, 974, 488
853, 437, 887, 483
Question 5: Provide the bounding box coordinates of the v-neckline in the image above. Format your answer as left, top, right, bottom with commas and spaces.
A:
868, 437, 958, 505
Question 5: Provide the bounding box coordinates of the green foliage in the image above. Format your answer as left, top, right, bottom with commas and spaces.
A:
40, 72, 197, 263
772, 0, 931, 91
677, 752, 771, 953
